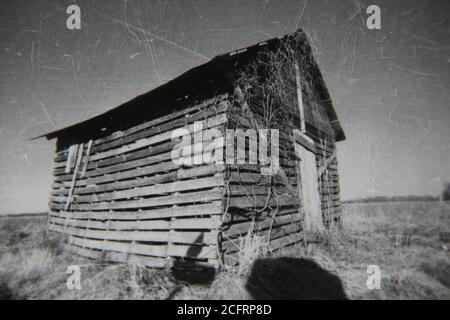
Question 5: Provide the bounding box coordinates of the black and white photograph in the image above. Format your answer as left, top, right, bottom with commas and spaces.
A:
0, 0, 448, 302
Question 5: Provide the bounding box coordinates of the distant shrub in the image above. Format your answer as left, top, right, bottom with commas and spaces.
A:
441, 183, 450, 201
343, 195, 439, 204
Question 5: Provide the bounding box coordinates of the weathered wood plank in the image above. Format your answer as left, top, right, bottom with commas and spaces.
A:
228, 194, 299, 209
227, 171, 298, 186
222, 211, 301, 239
69, 245, 219, 268
222, 207, 298, 224
49, 202, 222, 221
293, 129, 317, 153
53, 175, 224, 204
80, 140, 93, 177
55, 160, 179, 184
268, 232, 303, 252
53, 164, 225, 196
68, 236, 217, 259
69, 245, 168, 268
226, 185, 291, 198
65, 144, 79, 173
65, 143, 85, 211
49, 223, 217, 245
221, 222, 302, 253
51, 189, 223, 211
49, 215, 221, 231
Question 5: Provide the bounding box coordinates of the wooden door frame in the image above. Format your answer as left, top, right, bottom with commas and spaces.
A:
293, 129, 325, 232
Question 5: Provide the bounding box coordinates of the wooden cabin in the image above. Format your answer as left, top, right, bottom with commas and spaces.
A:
37, 29, 345, 269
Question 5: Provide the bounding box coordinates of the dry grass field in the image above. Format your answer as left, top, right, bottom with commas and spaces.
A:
0, 201, 449, 300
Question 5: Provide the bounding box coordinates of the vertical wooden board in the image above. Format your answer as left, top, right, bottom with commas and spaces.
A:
296, 142, 324, 232
65, 144, 79, 174
65, 143, 85, 211
81, 140, 93, 177
294, 62, 306, 133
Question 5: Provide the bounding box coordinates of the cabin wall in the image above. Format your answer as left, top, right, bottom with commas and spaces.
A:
48, 95, 230, 269
219, 91, 342, 266
219, 96, 302, 266
306, 125, 342, 228
295, 42, 342, 227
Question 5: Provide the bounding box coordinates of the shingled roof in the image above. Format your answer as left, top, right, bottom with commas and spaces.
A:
35, 29, 345, 142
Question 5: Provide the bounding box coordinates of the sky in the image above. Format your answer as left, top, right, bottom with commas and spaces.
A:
0, 0, 448, 214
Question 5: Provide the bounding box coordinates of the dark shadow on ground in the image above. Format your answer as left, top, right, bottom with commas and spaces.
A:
170, 233, 216, 286
246, 257, 348, 300
0, 276, 16, 300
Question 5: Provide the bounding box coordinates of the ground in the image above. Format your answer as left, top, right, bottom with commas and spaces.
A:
0, 201, 449, 300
